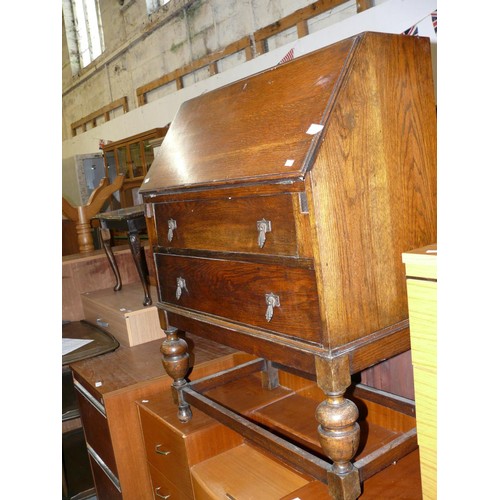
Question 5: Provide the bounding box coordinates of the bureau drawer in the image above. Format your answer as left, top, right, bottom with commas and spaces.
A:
154, 194, 305, 257
156, 254, 322, 344
139, 404, 192, 492
74, 381, 119, 478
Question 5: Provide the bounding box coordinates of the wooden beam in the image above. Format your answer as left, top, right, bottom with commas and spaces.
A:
356, 0, 374, 13
136, 36, 252, 106
254, 0, 350, 54
70, 97, 128, 136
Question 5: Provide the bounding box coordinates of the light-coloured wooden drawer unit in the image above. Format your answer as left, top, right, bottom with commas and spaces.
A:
138, 395, 243, 498
81, 282, 165, 347
154, 193, 311, 257
405, 278, 437, 370
155, 253, 322, 344
190, 443, 311, 500
402, 244, 437, 500
139, 404, 193, 493
149, 462, 192, 500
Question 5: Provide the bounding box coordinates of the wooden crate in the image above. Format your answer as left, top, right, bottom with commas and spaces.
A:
82, 282, 164, 347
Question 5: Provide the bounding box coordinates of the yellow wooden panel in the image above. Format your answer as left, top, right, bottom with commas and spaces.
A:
402, 243, 437, 280
191, 443, 309, 499
404, 244, 437, 500
413, 365, 437, 500
406, 279, 437, 369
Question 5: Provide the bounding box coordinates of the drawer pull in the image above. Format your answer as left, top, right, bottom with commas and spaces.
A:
167, 218, 177, 242
176, 277, 187, 299
265, 293, 280, 322
256, 219, 271, 248
155, 486, 171, 499
155, 444, 171, 456
96, 318, 109, 328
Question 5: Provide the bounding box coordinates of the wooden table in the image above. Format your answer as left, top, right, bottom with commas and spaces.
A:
95, 205, 152, 306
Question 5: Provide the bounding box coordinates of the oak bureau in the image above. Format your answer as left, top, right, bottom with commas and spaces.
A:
139, 32, 437, 499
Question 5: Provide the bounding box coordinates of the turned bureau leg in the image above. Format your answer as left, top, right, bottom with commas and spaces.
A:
160, 326, 192, 422
315, 355, 361, 500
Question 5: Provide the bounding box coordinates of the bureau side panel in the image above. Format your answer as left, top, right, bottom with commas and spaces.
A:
307, 33, 437, 348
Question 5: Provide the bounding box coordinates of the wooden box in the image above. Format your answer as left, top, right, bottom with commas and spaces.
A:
82, 282, 164, 347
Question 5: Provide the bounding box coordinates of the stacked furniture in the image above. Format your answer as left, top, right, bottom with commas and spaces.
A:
70, 331, 238, 499
139, 31, 437, 498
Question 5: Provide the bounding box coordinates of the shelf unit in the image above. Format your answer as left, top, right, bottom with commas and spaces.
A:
102, 127, 168, 208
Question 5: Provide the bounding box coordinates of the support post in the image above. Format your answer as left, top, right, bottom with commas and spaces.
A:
315, 354, 361, 500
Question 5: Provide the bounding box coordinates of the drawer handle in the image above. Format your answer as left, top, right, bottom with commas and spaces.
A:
176, 277, 187, 300
155, 486, 171, 499
256, 219, 271, 248
265, 293, 280, 322
155, 444, 171, 456
96, 318, 109, 328
167, 218, 177, 242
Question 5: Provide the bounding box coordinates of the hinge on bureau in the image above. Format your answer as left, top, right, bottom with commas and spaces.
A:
145, 202, 153, 218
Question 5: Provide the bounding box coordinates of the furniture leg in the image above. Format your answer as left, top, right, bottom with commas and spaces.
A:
315, 355, 361, 500
99, 227, 122, 291
160, 326, 192, 422
127, 229, 152, 306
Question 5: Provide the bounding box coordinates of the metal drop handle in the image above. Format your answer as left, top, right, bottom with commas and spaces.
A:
176, 277, 187, 300
155, 487, 171, 499
167, 218, 177, 242
155, 444, 171, 456
265, 293, 280, 322
257, 219, 271, 248
96, 318, 109, 328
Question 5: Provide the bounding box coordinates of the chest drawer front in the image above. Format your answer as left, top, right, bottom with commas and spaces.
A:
138, 406, 191, 490
156, 254, 322, 344
75, 386, 119, 478
149, 462, 193, 500
81, 298, 129, 342
154, 194, 300, 256
88, 453, 122, 500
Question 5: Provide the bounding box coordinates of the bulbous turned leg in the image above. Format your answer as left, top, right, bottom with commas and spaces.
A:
160, 326, 192, 422
315, 355, 361, 500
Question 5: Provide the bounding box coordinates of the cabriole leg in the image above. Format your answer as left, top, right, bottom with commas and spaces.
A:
315, 355, 361, 500
160, 326, 192, 422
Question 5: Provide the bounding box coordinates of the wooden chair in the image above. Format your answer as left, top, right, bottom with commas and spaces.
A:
62, 174, 125, 254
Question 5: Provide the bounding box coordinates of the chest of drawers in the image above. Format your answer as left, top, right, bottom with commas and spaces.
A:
139, 31, 437, 499
138, 391, 243, 499
70, 335, 237, 499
